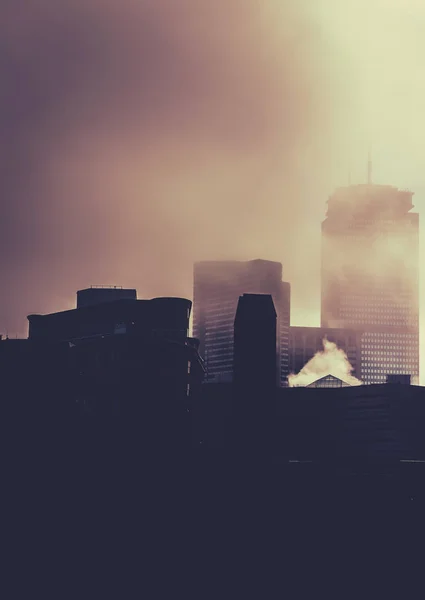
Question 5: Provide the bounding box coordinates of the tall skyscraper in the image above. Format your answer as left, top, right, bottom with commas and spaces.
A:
193, 260, 290, 385
321, 182, 419, 384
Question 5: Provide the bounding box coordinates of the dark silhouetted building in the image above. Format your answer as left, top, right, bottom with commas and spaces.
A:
68, 328, 204, 422
231, 293, 277, 462
289, 326, 362, 379
28, 297, 191, 344
0, 337, 75, 421
193, 260, 290, 386
234, 294, 277, 391
76, 286, 137, 308
321, 183, 419, 384
19, 296, 205, 428
192, 377, 425, 463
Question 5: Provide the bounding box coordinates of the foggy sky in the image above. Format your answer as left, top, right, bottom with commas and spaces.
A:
1, 0, 423, 338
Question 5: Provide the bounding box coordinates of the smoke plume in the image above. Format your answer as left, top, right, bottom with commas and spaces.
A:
288, 338, 362, 387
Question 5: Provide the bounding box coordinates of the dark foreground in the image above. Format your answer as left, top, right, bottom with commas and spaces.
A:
3, 383, 425, 596
3, 430, 425, 597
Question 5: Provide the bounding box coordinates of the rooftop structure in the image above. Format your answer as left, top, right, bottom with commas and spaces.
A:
28, 297, 191, 343
305, 374, 352, 388
76, 286, 137, 309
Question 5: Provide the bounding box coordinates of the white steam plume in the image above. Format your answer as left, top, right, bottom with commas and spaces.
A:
288, 337, 362, 387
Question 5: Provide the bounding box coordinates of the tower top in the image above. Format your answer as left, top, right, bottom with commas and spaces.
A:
367, 150, 372, 185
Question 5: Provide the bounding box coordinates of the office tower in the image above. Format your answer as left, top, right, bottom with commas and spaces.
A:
234, 294, 277, 391
321, 181, 419, 384
289, 326, 362, 379
193, 260, 290, 385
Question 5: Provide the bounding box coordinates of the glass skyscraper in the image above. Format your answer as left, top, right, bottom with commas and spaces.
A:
193, 260, 290, 386
321, 183, 419, 384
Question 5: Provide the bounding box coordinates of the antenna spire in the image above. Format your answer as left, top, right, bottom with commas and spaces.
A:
367, 149, 372, 184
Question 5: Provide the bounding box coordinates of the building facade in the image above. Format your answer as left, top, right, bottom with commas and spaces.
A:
321, 183, 419, 384
193, 260, 290, 386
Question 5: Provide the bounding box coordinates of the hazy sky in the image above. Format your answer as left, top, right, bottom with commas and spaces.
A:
1, 0, 424, 357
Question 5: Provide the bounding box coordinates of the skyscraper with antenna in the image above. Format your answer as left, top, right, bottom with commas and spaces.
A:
321, 174, 419, 385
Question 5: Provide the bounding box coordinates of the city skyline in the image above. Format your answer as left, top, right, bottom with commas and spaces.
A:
1, 1, 425, 382
6, 167, 423, 382
2, 0, 425, 580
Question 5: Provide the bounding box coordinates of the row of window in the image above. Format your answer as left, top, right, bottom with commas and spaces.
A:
205, 350, 233, 359
341, 291, 415, 297
207, 360, 233, 369
205, 324, 234, 332
344, 315, 415, 322
362, 369, 414, 375
205, 313, 235, 321
207, 369, 233, 376
344, 318, 413, 326
363, 333, 418, 339
205, 332, 233, 341
362, 349, 417, 356
204, 298, 238, 306
206, 351, 234, 360
205, 311, 237, 321
346, 317, 414, 325
341, 298, 413, 305
362, 340, 418, 346
206, 356, 234, 365
362, 360, 417, 367
342, 290, 413, 298
363, 352, 417, 359
360, 344, 419, 356
362, 362, 417, 370
341, 305, 412, 312
363, 351, 418, 357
